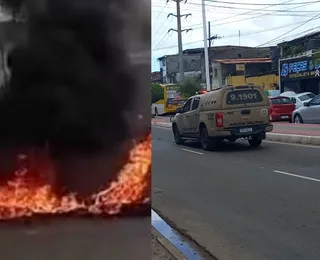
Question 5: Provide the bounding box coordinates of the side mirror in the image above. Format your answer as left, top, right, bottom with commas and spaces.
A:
303, 101, 310, 107
176, 107, 182, 113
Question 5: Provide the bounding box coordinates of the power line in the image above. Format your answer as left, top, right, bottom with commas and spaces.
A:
186, 0, 310, 28
152, 16, 173, 46
153, 1, 167, 26
153, 3, 320, 24
155, 20, 320, 51
185, 13, 320, 32
191, 2, 318, 28
163, 43, 178, 55
195, 4, 320, 12
153, 1, 320, 27
153, 32, 171, 51
257, 12, 320, 47
258, 25, 320, 45
205, 0, 320, 6
152, 0, 320, 56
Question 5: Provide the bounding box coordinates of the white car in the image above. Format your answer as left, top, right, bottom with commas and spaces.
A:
281, 91, 315, 109
294, 92, 316, 109
280, 91, 296, 98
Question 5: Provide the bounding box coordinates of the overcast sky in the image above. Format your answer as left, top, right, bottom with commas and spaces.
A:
152, 0, 320, 72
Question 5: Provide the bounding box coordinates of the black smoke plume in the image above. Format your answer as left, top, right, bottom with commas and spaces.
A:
0, 0, 150, 195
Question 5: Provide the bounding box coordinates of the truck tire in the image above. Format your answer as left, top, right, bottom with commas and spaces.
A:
200, 127, 221, 151
173, 124, 184, 145
248, 137, 262, 147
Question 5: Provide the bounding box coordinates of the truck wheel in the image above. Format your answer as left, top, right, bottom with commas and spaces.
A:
173, 125, 184, 145
248, 137, 262, 147
200, 127, 221, 151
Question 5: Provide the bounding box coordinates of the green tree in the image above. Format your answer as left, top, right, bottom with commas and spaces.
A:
151, 83, 164, 103
177, 78, 202, 98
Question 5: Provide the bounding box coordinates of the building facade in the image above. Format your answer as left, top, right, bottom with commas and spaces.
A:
157, 53, 202, 84
212, 58, 272, 88
277, 31, 320, 94
151, 71, 161, 83
157, 45, 272, 87
279, 51, 320, 94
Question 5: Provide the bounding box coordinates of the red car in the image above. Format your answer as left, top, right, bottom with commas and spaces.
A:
269, 96, 295, 122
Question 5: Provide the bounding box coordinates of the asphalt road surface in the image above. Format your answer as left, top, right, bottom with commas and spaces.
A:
0, 217, 150, 260
152, 126, 320, 260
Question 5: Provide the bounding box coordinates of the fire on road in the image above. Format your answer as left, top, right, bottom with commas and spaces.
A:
0, 134, 151, 220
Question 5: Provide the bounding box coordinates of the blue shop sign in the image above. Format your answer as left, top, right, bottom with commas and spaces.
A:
280, 56, 320, 80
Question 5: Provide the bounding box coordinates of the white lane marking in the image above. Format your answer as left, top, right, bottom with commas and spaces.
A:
273, 170, 320, 183
181, 148, 203, 155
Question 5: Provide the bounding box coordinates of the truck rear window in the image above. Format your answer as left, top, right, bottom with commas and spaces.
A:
226, 89, 263, 105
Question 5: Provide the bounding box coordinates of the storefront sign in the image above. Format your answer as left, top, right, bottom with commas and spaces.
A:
280, 55, 320, 81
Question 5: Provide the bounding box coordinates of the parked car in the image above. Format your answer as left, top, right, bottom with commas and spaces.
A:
269, 96, 295, 122
280, 91, 296, 98
281, 91, 315, 109
292, 94, 320, 124
294, 92, 316, 109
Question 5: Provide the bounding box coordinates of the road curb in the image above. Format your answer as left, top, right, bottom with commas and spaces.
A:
152, 121, 320, 146
266, 133, 320, 145
151, 226, 187, 260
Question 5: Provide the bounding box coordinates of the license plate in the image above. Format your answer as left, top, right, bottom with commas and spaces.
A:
281, 115, 289, 119
239, 127, 253, 133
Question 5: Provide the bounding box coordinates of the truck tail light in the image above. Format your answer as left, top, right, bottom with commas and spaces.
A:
216, 112, 223, 127
268, 107, 272, 123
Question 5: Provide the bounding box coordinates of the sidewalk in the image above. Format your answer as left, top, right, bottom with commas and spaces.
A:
272, 122, 320, 136
152, 117, 320, 145
152, 234, 176, 260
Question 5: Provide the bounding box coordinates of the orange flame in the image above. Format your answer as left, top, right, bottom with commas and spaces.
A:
0, 133, 151, 220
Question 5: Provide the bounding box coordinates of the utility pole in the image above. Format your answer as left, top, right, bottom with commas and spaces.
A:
208, 21, 211, 47
201, 0, 210, 91
208, 21, 222, 47
208, 34, 222, 46
239, 30, 240, 46
168, 0, 192, 83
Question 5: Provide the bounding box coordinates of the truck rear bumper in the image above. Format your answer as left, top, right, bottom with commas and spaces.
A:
209, 124, 273, 138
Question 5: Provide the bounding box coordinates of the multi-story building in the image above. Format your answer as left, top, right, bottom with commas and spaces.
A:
157, 53, 202, 84
213, 57, 272, 88
157, 45, 273, 87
